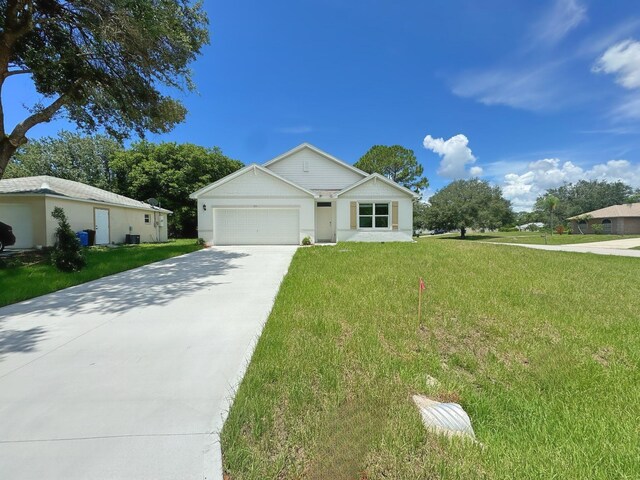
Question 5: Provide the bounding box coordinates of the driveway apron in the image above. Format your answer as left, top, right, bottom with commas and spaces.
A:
0, 246, 297, 479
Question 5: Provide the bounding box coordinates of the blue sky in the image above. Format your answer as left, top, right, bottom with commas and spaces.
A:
5, 0, 640, 210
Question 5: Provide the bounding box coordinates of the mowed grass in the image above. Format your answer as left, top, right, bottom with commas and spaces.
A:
222, 240, 640, 479
0, 239, 202, 307
451, 232, 640, 245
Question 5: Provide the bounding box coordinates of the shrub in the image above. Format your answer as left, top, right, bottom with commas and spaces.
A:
302, 236, 312, 246
592, 224, 604, 235
498, 226, 518, 232
50, 207, 86, 272
555, 225, 565, 235
196, 238, 206, 246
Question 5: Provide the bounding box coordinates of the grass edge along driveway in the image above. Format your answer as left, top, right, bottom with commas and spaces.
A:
0, 239, 203, 308
221, 240, 640, 479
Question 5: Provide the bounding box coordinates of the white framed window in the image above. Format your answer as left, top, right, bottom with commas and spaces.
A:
144, 214, 151, 224
358, 202, 390, 229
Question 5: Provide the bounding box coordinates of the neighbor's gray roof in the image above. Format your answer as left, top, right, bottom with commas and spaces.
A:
0, 176, 172, 213
568, 202, 640, 220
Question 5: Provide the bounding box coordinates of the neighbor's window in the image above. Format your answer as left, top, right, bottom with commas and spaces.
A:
602, 218, 612, 234
144, 214, 150, 224
358, 203, 389, 229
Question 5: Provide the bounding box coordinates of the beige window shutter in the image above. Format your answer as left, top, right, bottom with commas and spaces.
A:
392, 201, 399, 230
350, 201, 357, 229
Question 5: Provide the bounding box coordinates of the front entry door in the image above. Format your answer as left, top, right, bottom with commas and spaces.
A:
94, 208, 110, 245
316, 203, 334, 242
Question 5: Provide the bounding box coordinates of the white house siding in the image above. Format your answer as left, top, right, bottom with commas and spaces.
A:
196, 167, 315, 245
337, 178, 414, 242
265, 147, 365, 190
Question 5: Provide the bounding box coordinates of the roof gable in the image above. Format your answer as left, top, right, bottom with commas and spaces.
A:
189, 164, 317, 198
264, 143, 367, 176
263, 143, 366, 191
337, 173, 419, 199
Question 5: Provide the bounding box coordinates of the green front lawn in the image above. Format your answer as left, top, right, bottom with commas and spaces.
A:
0, 239, 203, 307
222, 240, 639, 479
444, 232, 640, 245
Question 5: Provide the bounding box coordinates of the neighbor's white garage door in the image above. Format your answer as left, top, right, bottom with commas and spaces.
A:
214, 208, 299, 245
0, 204, 34, 248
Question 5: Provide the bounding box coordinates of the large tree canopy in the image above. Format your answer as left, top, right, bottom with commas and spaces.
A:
0, 0, 209, 178
534, 180, 636, 220
5, 131, 122, 189
425, 179, 513, 238
110, 141, 243, 237
354, 145, 428, 194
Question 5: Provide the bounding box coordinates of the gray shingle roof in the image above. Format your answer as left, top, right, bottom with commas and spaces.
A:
567, 202, 640, 219
0, 176, 172, 213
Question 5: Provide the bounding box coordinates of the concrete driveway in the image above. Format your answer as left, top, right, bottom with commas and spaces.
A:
0, 246, 297, 480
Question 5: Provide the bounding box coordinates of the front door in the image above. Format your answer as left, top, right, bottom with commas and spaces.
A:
316, 202, 334, 242
94, 208, 110, 245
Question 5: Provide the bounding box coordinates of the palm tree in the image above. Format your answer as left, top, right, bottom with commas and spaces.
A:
541, 195, 560, 235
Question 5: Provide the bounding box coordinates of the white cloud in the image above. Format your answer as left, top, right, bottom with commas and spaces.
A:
610, 94, 640, 120
451, 63, 568, 111
423, 134, 483, 179
533, 0, 587, 45
593, 39, 640, 89
449, 0, 592, 112
500, 157, 640, 211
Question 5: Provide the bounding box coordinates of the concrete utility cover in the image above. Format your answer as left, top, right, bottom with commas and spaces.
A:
413, 394, 476, 439
0, 246, 297, 480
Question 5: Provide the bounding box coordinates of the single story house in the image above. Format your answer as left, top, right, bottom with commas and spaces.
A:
190, 143, 418, 245
568, 202, 640, 234
0, 176, 171, 248
516, 222, 544, 231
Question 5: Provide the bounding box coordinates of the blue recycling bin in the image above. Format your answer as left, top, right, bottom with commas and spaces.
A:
76, 231, 89, 247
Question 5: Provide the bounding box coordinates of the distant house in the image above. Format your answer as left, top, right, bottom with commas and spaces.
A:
516, 222, 544, 231
567, 203, 640, 235
190, 143, 418, 245
0, 176, 171, 248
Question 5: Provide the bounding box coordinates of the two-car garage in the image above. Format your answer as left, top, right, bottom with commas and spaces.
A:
213, 208, 300, 245
191, 164, 317, 246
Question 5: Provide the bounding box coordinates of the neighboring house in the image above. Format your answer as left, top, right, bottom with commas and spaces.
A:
516, 222, 544, 231
567, 203, 640, 234
190, 143, 418, 245
0, 176, 171, 248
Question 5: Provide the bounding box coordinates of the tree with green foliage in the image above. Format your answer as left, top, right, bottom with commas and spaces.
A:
110, 142, 243, 237
0, 0, 209, 179
425, 179, 513, 238
413, 201, 430, 235
514, 210, 545, 225
535, 180, 635, 220
354, 145, 428, 194
5, 131, 122, 189
50, 207, 85, 272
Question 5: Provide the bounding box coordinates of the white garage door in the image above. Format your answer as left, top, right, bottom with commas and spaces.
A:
0, 204, 34, 248
214, 208, 299, 245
